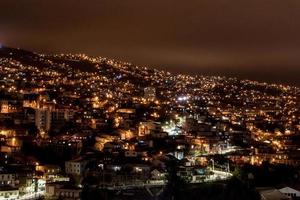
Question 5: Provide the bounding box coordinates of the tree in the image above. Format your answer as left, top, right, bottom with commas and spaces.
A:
164, 159, 188, 200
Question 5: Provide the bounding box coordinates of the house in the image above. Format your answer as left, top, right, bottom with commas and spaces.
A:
191, 168, 207, 183
279, 187, 300, 199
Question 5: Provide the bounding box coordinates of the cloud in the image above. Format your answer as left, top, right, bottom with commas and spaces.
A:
1, 0, 300, 86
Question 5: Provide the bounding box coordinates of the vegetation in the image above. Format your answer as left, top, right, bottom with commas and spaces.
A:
233, 162, 299, 187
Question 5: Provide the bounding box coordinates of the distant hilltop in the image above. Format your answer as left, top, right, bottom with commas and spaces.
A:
0, 45, 299, 93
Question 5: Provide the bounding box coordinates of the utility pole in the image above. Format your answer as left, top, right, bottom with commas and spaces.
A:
210, 158, 215, 171
227, 162, 230, 177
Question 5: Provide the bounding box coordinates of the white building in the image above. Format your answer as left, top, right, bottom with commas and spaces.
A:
0, 187, 19, 200
279, 187, 300, 198
260, 188, 290, 200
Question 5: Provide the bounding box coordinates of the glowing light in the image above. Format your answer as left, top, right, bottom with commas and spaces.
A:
177, 96, 189, 101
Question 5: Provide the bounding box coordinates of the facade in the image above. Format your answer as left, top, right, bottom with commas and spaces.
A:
260, 188, 290, 200
138, 121, 162, 136
0, 173, 17, 187
35, 108, 51, 132
125, 150, 138, 157
0, 186, 19, 200
0, 100, 19, 114
150, 169, 166, 180
54, 188, 81, 200
65, 158, 88, 176
46, 183, 81, 200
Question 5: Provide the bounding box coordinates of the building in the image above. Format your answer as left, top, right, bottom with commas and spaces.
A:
0, 173, 17, 187
0, 100, 19, 114
65, 158, 88, 176
35, 108, 51, 133
259, 188, 290, 200
0, 186, 19, 200
23, 93, 41, 109
138, 121, 162, 136
124, 150, 138, 157
144, 87, 156, 100
0, 101, 10, 114
279, 187, 300, 199
51, 109, 71, 133
46, 183, 81, 200
36, 164, 61, 181
150, 169, 166, 181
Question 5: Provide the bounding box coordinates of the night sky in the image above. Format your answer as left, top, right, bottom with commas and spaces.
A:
1, 0, 300, 86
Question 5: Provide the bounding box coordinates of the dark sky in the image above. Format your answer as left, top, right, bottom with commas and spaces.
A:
1, 0, 300, 86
